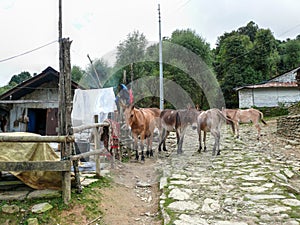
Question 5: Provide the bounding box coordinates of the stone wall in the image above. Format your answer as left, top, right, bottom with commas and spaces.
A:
277, 114, 300, 143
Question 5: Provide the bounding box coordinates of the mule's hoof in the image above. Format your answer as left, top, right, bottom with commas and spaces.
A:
141, 155, 145, 161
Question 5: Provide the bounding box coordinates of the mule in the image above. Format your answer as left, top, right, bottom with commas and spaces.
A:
222, 108, 267, 140
197, 108, 234, 156
124, 104, 160, 161
158, 108, 200, 154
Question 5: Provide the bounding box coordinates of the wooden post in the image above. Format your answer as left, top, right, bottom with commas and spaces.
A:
94, 115, 101, 177
59, 38, 74, 204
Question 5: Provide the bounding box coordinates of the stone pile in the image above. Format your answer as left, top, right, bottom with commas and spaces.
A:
277, 115, 300, 144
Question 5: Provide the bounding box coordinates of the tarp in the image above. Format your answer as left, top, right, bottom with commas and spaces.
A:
0, 132, 62, 190
71, 88, 117, 127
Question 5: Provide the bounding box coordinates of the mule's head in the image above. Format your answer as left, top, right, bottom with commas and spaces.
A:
124, 104, 135, 128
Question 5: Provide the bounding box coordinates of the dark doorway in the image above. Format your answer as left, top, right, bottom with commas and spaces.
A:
27, 108, 47, 135
27, 108, 58, 135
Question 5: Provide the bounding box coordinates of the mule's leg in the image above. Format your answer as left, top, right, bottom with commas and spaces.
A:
132, 134, 139, 160
236, 122, 240, 139
254, 123, 261, 140
158, 129, 168, 152
197, 128, 202, 153
149, 135, 154, 157
146, 137, 150, 157
203, 131, 207, 152
177, 128, 186, 154
216, 131, 221, 155
210, 129, 220, 156
140, 137, 145, 161
163, 131, 170, 152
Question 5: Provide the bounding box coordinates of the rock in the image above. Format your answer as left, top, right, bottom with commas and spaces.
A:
168, 201, 199, 211
239, 175, 268, 182
174, 214, 209, 225
136, 181, 151, 187
169, 188, 190, 200
283, 169, 295, 179
81, 178, 99, 186
201, 198, 220, 213
160, 177, 168, 189
283, 221, 300, 225
0, 191, 28, 201
27, 218, 39, 225
215, 221, 248, 225
281, 199, 300, 206
27, 190, 61, 199
2, 204, 19, 214
31, 202, 53, 214
245, 194, 286, 201
275, 173, 288, 183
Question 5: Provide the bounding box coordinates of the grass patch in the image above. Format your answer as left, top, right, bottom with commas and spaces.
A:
0, 176, 111, 225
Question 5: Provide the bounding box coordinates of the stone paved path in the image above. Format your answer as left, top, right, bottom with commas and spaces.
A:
159, 121, 300, 225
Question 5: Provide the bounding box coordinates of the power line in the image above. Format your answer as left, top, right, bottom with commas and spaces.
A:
0, 40, 58, 63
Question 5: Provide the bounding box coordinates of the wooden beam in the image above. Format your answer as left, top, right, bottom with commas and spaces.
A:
0, 135, 74, 142
0, 161, 71, 171
72, 122, 110, 133
70, 149, 106, 161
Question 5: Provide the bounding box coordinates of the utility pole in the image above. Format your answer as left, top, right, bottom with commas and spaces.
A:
158, 4, 164, 110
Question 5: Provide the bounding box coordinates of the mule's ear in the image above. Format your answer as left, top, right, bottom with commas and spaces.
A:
130, 104, 135, 110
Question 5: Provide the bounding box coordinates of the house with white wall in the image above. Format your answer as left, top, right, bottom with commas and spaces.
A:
236, 67, 300, 108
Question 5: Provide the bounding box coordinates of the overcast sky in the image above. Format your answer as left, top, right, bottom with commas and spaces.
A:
0, 0, 300, 86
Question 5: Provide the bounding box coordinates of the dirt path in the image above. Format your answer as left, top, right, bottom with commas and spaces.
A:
99, 158, 163, 225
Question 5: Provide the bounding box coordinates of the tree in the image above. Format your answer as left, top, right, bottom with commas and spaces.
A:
116, 30, 148, 67
283, 39, 300, 70
82, 58, 111, 89
8, 71, 31, 86
169, 29, 213, 66
71, 65, 84, 83
252, 29, 279, 80
214, 21, 281, 107
237, 21, 259, 42
215, 34, 253, 107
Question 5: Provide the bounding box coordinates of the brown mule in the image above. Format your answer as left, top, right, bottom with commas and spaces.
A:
222, 108, 267, 140
124, 104, 160, 161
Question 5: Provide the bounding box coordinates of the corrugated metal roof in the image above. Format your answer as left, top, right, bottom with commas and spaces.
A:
236, 81, 298, 90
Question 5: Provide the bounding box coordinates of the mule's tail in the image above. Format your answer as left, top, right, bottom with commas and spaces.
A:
217, 109, 235, 134
259, 111, 267, 125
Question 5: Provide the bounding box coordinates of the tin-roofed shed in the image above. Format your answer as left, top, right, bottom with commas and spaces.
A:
236, 67, 300, 108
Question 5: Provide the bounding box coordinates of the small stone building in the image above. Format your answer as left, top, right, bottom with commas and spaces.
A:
0, 67, 80, 135
236, 67, 300, 108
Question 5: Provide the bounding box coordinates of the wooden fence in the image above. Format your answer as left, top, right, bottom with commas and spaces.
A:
0, 121, 110, 204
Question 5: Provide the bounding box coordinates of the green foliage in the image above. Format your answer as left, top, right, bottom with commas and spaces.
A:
116, 30, 147, 67
8, 71, 31, 86
252, 106, 289, 117
169, 29, 213, 66
71, 65, 85, 83
214, 21, 280, 107
82, 58, 111, 89
277, 39, 300, 74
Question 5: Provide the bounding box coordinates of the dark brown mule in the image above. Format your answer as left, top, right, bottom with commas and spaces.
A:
197, 108, 234, 156
158, 108, 200, 154
124, 105, 160, 161
222, 108, 267, 140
